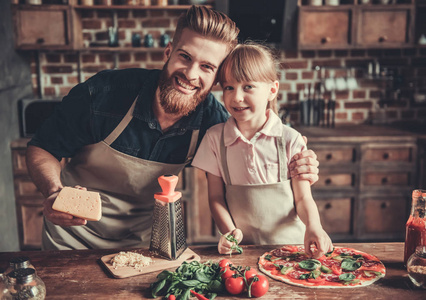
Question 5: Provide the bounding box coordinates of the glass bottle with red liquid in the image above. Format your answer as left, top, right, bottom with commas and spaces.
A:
404, 189, 426, 266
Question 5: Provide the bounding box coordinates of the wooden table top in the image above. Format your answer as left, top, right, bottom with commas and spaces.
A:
0, 243, 424, 299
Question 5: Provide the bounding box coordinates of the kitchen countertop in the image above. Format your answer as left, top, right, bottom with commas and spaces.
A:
0, 243, 424, 299
295, 124, 423, 142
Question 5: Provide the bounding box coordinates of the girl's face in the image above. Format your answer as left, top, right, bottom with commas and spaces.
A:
222, 77, 279, 128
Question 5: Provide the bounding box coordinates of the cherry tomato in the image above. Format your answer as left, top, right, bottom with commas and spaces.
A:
244, 267, 258, 280
221, 266, 236, 280
219, 258, 232, 269
168, 295, 176, 300
225, 276, 245, 295
249, 275, 269, 298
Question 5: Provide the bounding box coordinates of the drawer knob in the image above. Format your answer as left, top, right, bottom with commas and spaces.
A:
381, 177, 388, 184
325, 203, 332, 209
321, 37, 331, 44
326, 154, 333, 160
381, 202, 388, 209
38, 211, 44, 217
382, 153, 389, 160
378, 36, 388, 43
325, 178, 332, 185
36, 38, 45, 44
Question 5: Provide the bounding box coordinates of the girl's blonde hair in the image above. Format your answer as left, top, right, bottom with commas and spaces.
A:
217, 42, 279, 114
173, 5, 239, 53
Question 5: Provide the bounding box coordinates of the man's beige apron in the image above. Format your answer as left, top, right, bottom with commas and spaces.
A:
220, 128, 305, 245
42, 97, 199, 250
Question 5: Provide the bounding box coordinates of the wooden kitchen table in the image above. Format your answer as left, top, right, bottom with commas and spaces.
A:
0, 243, 424, 299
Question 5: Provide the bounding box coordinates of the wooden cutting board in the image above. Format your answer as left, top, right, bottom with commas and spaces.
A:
100, 248, 200, 279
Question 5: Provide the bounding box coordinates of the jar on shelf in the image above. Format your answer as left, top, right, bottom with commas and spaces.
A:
4, 268, 46, 300
404, 189, 426, 266
407, 245, 426, 289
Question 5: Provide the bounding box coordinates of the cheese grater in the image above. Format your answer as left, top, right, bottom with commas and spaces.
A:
149, 174, 187, 260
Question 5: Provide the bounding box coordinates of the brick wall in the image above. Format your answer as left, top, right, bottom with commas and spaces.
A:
29, 9, 426, 126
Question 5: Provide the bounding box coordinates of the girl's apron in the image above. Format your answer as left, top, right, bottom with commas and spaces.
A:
42, 97, 199, 250
220, 128, 305, 245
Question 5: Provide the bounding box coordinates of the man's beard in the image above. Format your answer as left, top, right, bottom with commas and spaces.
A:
158, 64, 211, 117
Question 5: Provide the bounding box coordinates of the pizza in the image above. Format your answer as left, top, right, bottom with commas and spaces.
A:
258, 245, 385, 288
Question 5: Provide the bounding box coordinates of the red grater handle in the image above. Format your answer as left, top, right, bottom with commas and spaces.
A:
154, 175, 182, 203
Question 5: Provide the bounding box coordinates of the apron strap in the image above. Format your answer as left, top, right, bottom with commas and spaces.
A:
104, 96, 138, 145
276, 130, 287, 182
220, 126, 232, 185
184, 129, 200, 163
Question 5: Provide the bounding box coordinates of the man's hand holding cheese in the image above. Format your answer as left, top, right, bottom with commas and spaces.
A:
47, 186, 102, 227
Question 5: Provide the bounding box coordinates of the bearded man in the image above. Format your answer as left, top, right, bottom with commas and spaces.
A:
26, 6, 319, 250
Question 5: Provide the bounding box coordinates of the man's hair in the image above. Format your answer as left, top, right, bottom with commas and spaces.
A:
217, 42, 280, 114
173, 5, 239, 52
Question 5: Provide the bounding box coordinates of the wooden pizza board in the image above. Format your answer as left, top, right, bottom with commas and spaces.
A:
100, 248, 200, 279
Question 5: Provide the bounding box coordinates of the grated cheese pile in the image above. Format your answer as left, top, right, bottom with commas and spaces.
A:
110, 251, 153, 271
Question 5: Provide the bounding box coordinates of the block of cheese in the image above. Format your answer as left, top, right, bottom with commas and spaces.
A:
52, 187, 102, 221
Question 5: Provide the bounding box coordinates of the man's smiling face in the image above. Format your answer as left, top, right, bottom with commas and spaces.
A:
158, 28, 229, 116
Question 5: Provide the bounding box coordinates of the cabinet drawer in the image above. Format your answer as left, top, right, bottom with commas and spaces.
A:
15, 177, 42, 197
12, 149, 28, 175
13, 6, 71, 49
298, 9, 352, 49
363, 197, 407, 235
20, 204, 44, 249
316, 198, 353, 235
313, 147, 356, 164
358, 8, 412, 46
315, 173, 355, 188
363, 172, 411, 187
363, 148, 412, 162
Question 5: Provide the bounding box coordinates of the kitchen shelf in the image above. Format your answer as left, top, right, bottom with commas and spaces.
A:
73, 4, 195, 10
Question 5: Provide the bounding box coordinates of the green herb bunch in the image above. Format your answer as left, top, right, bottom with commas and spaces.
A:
151, 261, 223, 300
221, 233, 243, 256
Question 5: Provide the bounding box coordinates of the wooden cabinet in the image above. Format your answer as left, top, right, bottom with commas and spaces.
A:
298, 125, 418, 242
11, 3, 194, 51
298, 1, 415, 49
298, 7, 353, 49
12, 5, 82, 50
357, 5, 414, 47
11, 140, 45, 250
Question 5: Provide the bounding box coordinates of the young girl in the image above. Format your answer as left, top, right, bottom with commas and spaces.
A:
191, 42, 333, 258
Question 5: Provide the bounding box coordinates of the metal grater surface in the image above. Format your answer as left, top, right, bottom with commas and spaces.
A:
150, 198, 187, 260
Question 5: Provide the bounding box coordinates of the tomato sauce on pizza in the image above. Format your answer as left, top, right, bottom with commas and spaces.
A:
258, 246, 385, 288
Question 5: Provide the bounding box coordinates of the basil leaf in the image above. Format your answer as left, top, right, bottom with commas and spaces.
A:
311, 270, 321, 279
325, 248, 334, 257
151, 278, 166, 297
181, 279, 200, 287
206, 292, 217, 300
343, 279, 360, 285
299, 273, 310, 280
273, 264, 293, 275
181, 288, 191, 300
320, 265, 332, 274
157, 270, 173, 280
264, 254, 272, 261
195, 270, 213, 283
207, 279, 223, 293
339, 273, 356, 282
298, 259, 321, 270
341, 259, 362, 271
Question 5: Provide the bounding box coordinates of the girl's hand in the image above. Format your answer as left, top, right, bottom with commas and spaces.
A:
218, 228, 243, 254
304, 225, 333, 259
